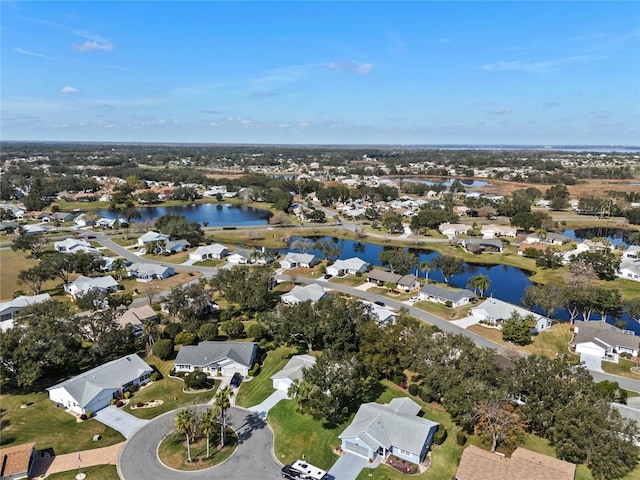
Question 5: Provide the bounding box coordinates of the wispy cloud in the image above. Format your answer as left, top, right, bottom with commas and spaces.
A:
251, 91, 279, 98
542, 102, 559, 108
72, 41, 113, 52
200, 109, 223, 115
14, 47, 53, 59
326, 61, 374, 75
481, 55, 606, 74
60, 86, 80, 94
494, 108, 512, 114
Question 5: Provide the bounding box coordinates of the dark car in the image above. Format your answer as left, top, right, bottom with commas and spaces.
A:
230, 372, 242, 388
374, 301, 385, 307
323, 274, 333, 280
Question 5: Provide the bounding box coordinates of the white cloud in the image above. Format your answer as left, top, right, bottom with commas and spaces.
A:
327, 61, 375, 75
60, 86, 80, 94
494, 108, 512, 114
72, 41, 113, 52
481, 55, 606, 74
14, 47, 53, 59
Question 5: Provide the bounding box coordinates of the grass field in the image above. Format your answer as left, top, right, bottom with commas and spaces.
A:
157, 427, 237, 471
0, 392, 124, 455
235, 346, 298, 408
45, 465, 120, 480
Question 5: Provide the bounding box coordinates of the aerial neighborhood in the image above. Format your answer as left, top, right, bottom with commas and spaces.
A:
0, 143, 639, 480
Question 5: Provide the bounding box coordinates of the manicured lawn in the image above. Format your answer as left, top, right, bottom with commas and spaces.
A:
45, 465, 120, 480
330, 275, 367, 287
140, 251, 191, 264
235, 346, 298, 408
601, 358, 640, 381
0, 392, 124, 455
118, 271, 201, 297
193, 258, 227, 268
126, 356, 218, 420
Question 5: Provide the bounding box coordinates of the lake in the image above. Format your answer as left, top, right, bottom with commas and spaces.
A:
279, 236, 638, 332
402, 178, 491, 188
94, 203, 271, 226
560, 227, 635, 247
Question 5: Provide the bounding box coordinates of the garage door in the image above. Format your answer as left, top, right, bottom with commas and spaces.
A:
276, 380, 290, 392
344, 441, 369, 458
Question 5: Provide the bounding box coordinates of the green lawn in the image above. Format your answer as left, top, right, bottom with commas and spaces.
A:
126, 356, 218, 420
235, 345, 298, 408
0, 392, 124, 455
45, 465, 120, 480
158, 427, 237, 470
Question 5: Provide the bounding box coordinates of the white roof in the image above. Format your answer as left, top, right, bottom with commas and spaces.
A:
283, 252, 317, 265
67, 275, 118, 293
271, 355, 317, 382
281, 284, 326, 303
472, 297, 545, 322
193, 243, 228, 255
330, 257, 369, 272
128, 263, 173, 276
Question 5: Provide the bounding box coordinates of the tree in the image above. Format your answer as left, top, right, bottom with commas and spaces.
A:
521, 283, 565, 318
163, 283, 212, 322
378, 248, 417, 275
624, 298, 640, 323
198, 323, 219, 341
200, 408, 217, 458
432, 255, 465, 284
143, 319, 159, 346
419, 261, 432, 281
501, 312, 536, 346
535, 248, 563, 269
17, 264, 50, 295
174, 408, 196, 462
290, 238, 315, 253
306, 209, 326, 223
314, 239, 342, 261
155, 214, 204, 246
215, 386, 233, 447
382, 213, 403, 233
151, 339, 174, 359
593, 287, 622, 323
478, 206, 497, 220
209, 267, 273, 313
545, 184, 570, 211
222, 320, 245, 339
473, 400, 525, 452
11, 231, 48, 258
573, 251, 620, 281
467, 274, 490, 298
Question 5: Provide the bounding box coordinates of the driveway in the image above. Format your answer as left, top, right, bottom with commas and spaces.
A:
94, 406, 148, 438
327, 452, 371, 480
249, 389, 288, 419
580, 353, 604, 372
450, 315, 481, 329
118, 406, 281, 480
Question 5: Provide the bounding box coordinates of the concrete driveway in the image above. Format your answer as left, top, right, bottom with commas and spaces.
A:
249, 389, 288, 419
94, 406, 148, 438
580, 353, 604, 372
327, 452, 371, 480
118, 406, 281, 480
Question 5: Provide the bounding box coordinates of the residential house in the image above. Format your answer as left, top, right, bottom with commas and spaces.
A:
174, 341, 258, 377
481, 224, 518, 239
0, 443, 37, 480
64, 275, 119, 299
582, 239, 612, 253
461, 238, 503, 253
226, 248, 254, 265
396, 274, 420, 292
471, 298, 552, 333
116, 304, 158, 337
523, 232, 572, 245
54, 238, 98, 254
439, 223, 471, 237
126, 263, 174, 282
419, 284, 475, 308
339, 397, 439, 465
455, 445, 575, 480
189, 243, 228, 261
362, 301, 397, 326
52, 211, 75, 223
0, 293, 51, 331
325, 257, 370, 277
623, 246, 640, 260
618, 261, 640, 282
281, 284, 327, 305
271, 354, 316, 393
573, 321, 640, 363
280, 252, 318, 269
47, 354, 153, 415
517, 243, 548, 256
611, 402, 640, 446
366, 269, 402, 286
137, 231, 170, 246
164, 239, 190, 254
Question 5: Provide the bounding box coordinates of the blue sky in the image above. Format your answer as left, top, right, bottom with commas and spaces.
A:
2, 1, 639, 145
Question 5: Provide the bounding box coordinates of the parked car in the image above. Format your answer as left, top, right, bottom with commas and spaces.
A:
230, 372, 242, 388
374, 301, 385, 307
410, 296, 419, 303
323, 274, 333, 279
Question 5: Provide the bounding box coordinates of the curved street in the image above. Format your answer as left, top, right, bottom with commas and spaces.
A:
118, 406, 281, 480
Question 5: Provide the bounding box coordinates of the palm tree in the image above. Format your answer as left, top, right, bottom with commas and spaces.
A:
419, 260, 432, 281
112, 258, 128, 281
174, 408, 196, 462
143, 319, 158, 346
215, 386, 233, 447
199, 408, 217, 458
467, 274, 491, 298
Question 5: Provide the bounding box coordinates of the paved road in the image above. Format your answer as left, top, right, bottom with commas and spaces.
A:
118, 406, 281, 480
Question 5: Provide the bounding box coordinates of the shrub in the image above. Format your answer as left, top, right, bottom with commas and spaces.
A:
248, 364, 261, 377
198, 323, 219, 341
136, 401, 145, 408
150, 371, 162, 382
184, 371, 208, 389
247, 323, 269, 342
116, 400, 124, 408
85, 410, 93, 419
419, 387, 435, 403
127, 384, 138, 394
174, 331, 197, 346
433, 427, 447, 445
223, 319, 245, 339
355, 271, 362, 277
392, 374, 405, 386
152, 339, 175, 360
408, 384, 419, 396
445, 300, 453, 308
162, 322, 182, 340
80, 414, 88, 421
124, 391, 131, 400
110, 399, 117, 406
455, 431, 467, 446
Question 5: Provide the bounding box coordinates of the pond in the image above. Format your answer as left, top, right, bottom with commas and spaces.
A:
279, 236, 638, 332
93, 203, 271, 226
560, 227, 635, 248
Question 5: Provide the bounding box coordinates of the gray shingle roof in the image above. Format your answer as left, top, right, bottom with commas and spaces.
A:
174, 341, 258, 369
419, 284, 475, 303
339, 398, 438, 455
271, 355, 316, 382
281, 284, 326, 303
47, 354, 152, 409
574, 321, 640, 351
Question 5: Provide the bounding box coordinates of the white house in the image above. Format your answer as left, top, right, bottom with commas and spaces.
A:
270, 354, 316, 393
281, 252, 318, 269
189, 243, 228, 261
226, 248, 254, 265
419, 284, 475, 308
137, 231, 169, 246
439, 223, 471, 237
471, 297, 552, 333
174, 341, 258, 377
0, 293, 51, 331
339, 397, 439, 465
573, 321, 640, 363
360, 301, 397, 326
64, 275, 119, 299
54, 238, 97, 254
281, 284, 327, 305
396, 274, 421, 292
623, 246, 640, 260
164, 239, 190, 254
618, 262, 640, 282
47, 354, 153, 415
523, 232, 572, 245
326, 257, 370, 277
126, 263, 174, 282
481, 224, 517, 239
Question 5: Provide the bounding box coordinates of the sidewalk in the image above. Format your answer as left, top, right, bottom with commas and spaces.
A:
30, 442, 124, 477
